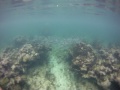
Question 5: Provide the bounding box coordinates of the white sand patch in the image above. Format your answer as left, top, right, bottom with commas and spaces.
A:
49, 55, 76, 90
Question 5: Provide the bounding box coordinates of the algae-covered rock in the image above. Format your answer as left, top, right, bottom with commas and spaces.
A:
97, 79, 111, 90
0, 77, 9, 86
12, 84, 22, 90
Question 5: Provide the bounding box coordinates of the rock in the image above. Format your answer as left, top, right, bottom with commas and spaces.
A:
12, 84, 22, 90
0, 77, 9, 86
23, 54, 31, 62
98, 79, 111, 90
114, 51, 120, 60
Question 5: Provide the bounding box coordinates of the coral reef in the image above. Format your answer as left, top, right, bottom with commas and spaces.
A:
1, 36, 120, 90
0, 37, 51, 90
70, 42, 120, 90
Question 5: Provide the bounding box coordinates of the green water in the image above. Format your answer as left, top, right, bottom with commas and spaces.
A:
0, 0, 120, 90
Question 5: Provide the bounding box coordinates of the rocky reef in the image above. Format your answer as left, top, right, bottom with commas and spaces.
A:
70, 42, 120, 90
0, 36, 51, 90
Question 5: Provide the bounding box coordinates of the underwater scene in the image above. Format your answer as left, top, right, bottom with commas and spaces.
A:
0, 0, 120, 90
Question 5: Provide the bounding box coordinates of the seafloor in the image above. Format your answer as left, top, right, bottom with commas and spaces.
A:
0, 36, 120, 90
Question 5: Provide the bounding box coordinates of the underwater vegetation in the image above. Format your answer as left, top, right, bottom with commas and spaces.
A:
0, 36, 51, 90
70, 41, 120, 90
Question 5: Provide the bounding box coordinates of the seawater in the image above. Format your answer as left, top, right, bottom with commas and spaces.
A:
0, 0, 120, 90
0, 0, 120, 46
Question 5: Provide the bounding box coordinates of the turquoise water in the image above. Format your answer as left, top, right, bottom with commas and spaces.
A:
0, 0, 120, 45
0, 0, 120, 90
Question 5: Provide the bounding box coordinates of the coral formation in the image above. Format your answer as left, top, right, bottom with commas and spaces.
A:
70, 42, 120, 90
0, 36, 51, 90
